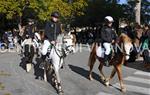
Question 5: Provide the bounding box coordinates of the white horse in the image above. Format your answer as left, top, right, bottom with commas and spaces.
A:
42, 33, 75, 94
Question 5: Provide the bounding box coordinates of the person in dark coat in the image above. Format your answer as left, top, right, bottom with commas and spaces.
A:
101, 16, 117, 67
141, 24, 150, 68
44, 12, 62, 43
23, 19, 35, 40
141, 24, 150, 49
39, 11, 62, 69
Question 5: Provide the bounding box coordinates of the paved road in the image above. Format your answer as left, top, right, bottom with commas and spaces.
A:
0, 49, 150, 95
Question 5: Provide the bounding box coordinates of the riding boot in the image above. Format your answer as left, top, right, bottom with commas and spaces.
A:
36, 48, 40, 57
104, 54, 109, 67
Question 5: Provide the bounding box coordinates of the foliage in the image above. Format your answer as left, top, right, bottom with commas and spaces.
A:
71, 0, 123, 27
0, 0, 149, 30
0, 0, 87, 21
126, 0, 150, 23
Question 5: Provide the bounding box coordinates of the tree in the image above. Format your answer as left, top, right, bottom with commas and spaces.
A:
0, 0, 87, 21
127, 0, 150, 24
71, 0, 123, 28
135, 0, 141, 24
0, 0, 87, 30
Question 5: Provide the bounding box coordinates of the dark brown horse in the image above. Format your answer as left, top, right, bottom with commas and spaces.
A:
88, 33, 133, 92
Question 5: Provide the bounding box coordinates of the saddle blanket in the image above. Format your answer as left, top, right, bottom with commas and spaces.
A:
96, 46, 105, 58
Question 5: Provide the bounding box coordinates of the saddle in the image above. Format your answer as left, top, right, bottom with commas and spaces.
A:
96, 45, 114, 60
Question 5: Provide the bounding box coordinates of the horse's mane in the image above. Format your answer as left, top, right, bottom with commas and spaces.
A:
119, 33, 132, 43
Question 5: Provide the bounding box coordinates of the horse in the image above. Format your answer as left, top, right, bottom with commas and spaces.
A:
88, 33, 133, 92
21, 37, 35, 72
63, 31, 76, 53
42, 33, 75, 94
21, 31, 44, 72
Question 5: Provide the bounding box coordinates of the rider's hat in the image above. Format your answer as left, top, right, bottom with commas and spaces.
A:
51, 11, 60, 18
105, 16, 114, 23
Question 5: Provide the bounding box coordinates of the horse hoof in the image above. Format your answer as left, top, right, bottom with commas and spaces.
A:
26, 63, 32, 72
100, 76, 105, 81
121, 88, 126, 93
88, 76, 93, 81
58, 89, 64, 95
58, 91, 64, 95
104, 81, 110, 87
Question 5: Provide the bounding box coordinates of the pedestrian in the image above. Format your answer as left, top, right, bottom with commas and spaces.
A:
141, 24, 150, 50
141, 24, 150, 68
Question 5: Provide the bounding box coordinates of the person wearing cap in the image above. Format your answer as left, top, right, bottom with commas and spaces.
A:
21, 19, 36, 47
40, 11, 62, 66
23, 19, 35, 40
41, 11, 62, 55
101, 16, 117, 67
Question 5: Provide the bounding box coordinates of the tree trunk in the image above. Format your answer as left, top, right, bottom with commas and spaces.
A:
135, 0, 141, 25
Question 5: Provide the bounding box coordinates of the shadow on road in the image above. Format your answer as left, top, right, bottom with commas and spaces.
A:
34, 58, 58, 94
68, 64, 106, 85
125, 61, 150, 72
19, 57, 27, 71
34, 58, 44, 80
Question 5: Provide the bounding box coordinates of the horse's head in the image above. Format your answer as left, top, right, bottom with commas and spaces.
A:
118, 33, 133, 60
63, 33, 76, 54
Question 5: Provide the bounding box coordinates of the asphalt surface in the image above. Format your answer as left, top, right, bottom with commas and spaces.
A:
0, 47, 149, 95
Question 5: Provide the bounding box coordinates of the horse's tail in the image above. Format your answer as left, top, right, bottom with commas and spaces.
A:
88, 42, 97, 67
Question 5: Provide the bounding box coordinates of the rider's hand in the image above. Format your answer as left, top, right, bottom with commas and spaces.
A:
112, 40, 115, 44
51, 41, 55, 44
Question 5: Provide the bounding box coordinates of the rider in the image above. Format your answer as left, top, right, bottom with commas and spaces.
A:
21, 19, 35, 47
101, 16, 117, 67
40, 11, 62, 64
24, 19, 35, 40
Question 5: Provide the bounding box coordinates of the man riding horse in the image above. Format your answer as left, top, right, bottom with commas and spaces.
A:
40, 11, 62, 66
88, 16, 134, 92
21, 19, 36, 72
100, 16, 117, 67
40, 11, 65, 94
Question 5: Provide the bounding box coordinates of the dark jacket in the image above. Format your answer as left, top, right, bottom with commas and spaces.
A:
101, 25, 117, 43
142, 30, 150, 41
24, 24, 35, 39
44, 20, 62, 41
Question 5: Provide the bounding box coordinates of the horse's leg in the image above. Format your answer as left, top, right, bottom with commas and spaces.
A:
88, 43, 97, 80
105, 67, 116, 86
52, 55, 64, 94
98, 61, 106, 81
115, 64, 126, 92
53, 64, 64, 93
88, 55, 96, 81
43, 62, 47, 82
26, 46, 34, 72
24, 45, 31, 72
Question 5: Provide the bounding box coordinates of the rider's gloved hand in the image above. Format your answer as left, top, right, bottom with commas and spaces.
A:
51, 41, 55, 45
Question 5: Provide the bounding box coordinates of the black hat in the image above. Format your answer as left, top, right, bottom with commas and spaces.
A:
51, 11, 60, 18
27, 18, 34, 22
